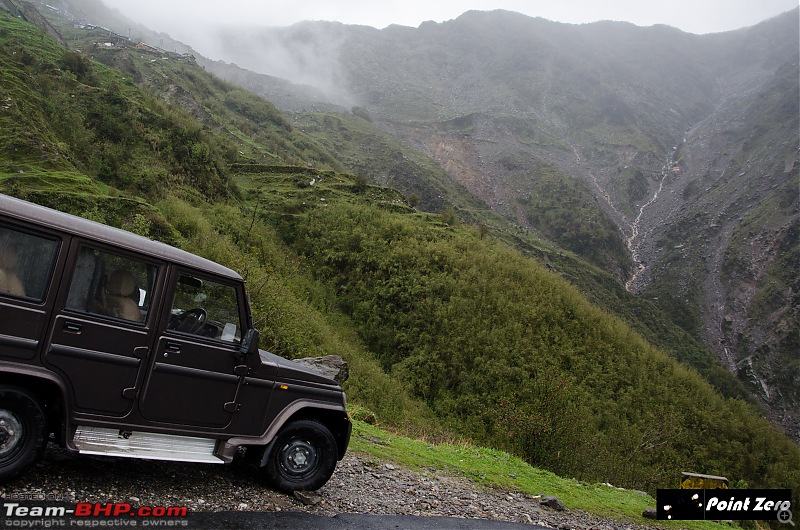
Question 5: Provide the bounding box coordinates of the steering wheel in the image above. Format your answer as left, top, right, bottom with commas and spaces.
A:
172, 308, 208, 334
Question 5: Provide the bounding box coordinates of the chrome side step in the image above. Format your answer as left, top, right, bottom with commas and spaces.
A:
73, 426, 224, 464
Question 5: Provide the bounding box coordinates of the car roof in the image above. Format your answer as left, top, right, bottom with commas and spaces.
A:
0, 194, 242, 281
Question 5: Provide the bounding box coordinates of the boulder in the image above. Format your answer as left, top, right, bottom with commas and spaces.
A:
294, 355, 349, 383
540, 496, 566, 511
293, 490, 322, 506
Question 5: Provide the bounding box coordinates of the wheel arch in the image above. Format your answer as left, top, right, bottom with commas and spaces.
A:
0, 368, 69, 445
221, 400, 351, 462
286, 407, 351, 461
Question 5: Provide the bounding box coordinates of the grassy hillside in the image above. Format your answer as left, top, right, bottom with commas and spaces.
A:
1, 5, 798, 511
0, 6, 437, 432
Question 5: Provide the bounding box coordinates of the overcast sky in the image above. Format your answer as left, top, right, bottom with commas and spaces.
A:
101, 0, 798, 47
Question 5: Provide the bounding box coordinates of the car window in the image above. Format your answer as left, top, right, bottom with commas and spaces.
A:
168, 274, 242, 343
65, 246, 157, 323
0, 224, 59, 302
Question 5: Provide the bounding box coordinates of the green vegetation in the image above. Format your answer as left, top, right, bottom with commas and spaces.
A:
1, 36, 227, 197
505, 152, 631, 276
285, 200, 799, 494
1, 7, 798, 521
291, 111, 483, 214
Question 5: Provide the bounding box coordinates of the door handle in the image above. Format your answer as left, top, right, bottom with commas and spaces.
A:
63, 321, 82, 333
165, 341, 182, 353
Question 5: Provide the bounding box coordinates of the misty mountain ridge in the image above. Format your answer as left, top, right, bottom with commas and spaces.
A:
200, 8, 797, 108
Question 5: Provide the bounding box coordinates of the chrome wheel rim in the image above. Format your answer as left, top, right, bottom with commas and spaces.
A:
0, 410, 23, 459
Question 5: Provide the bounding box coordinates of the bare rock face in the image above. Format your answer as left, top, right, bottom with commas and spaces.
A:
293, 355, 349, 384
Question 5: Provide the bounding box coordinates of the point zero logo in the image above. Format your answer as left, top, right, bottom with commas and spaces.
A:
657, 489, 793, 522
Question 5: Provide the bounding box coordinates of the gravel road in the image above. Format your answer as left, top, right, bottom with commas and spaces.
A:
1, 443, 662, 530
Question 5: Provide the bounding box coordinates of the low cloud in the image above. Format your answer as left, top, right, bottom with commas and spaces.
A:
202, 22, 356, 106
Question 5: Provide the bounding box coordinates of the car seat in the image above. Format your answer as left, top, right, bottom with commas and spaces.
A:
104, 269, 141, 322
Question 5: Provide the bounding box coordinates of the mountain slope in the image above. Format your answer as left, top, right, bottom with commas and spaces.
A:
28, 0, 749, 407
186, 21, 755, 404
197, 9, 800, 437
643, 59, 800, 433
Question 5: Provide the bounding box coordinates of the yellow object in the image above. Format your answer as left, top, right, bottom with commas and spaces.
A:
680, 472, 729, 489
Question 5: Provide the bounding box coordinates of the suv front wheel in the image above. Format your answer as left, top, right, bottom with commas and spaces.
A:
0, 386, 47, 481
261, 419, 337, 492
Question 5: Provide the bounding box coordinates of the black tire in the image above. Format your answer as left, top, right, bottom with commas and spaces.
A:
0, 386, 47, 481
261, 419, 337, 492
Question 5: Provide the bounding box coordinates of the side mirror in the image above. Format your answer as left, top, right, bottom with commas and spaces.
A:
240, 328, 260, 356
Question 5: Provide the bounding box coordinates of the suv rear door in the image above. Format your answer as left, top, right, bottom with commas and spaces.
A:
44, 242, 161, 416
0, 223, 61, 361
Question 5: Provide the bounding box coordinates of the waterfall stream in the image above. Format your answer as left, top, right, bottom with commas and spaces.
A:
624, 153, 673, 293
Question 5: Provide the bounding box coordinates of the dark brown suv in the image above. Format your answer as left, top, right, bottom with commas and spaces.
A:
0, 194, 350, 492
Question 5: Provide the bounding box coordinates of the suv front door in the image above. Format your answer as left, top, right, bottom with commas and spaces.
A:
138, 271, 246, 429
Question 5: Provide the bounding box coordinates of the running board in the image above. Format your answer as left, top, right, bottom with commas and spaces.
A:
73, 426, 224, 464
